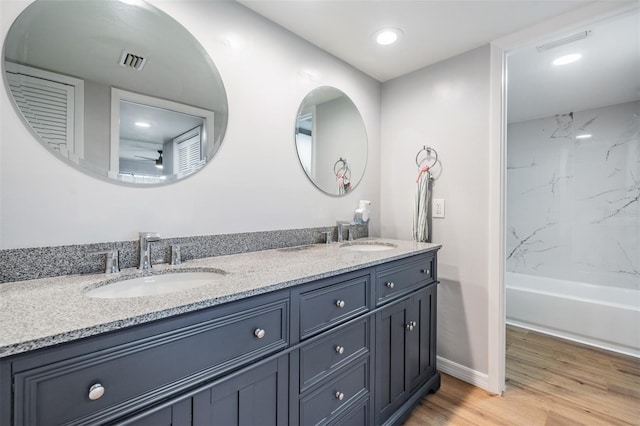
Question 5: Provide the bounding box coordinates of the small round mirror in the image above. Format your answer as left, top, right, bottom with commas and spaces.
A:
295, 87, 368, 196
3, 0, 228, 186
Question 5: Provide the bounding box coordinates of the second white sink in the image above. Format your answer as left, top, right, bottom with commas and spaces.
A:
340, 241, 397, 252
86, 271, 224, 299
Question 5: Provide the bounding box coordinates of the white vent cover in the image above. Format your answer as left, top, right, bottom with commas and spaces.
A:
119, 50, 147, 71
536, 31, 591, 52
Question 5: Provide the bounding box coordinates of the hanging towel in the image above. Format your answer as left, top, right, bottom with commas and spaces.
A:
413, 166, 430, 242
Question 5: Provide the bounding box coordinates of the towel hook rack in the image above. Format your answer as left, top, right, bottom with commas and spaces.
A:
333, 157, 349, 176
415, 146, 438, 169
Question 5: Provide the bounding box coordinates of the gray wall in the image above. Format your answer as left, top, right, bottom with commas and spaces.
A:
0, 0, 381, 248
83, 79, 111, 171
315, 97, 367, 193
381, 45, 492, 377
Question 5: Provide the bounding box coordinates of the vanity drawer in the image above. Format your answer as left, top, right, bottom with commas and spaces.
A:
13, 299, 289, 426
300, 275, 369, 339
300, 318, 370, 392
376, 253, 435, 306
299, 357, 369, 426
329, 396, 369, 426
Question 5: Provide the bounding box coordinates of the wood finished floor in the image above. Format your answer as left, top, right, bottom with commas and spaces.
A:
404, 325, 640, 425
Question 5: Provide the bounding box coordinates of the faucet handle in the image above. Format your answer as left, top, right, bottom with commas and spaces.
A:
347, 225, 356, 242
170, 244, 182, 265
170, 243, 193, 265
139, 231, 160, 240
320, 231, 333, 244
90, 249, 120, 274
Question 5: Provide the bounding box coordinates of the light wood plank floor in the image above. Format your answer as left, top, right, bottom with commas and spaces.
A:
405, 325, 640, 425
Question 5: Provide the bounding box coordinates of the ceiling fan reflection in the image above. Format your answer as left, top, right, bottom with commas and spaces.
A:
134, 150, 164, 169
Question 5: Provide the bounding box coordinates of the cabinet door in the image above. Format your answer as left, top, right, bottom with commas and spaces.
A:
375, 300, 409, 424
406, 285, 437, 393
192, 355, 289, 426
121, 399, 192, 426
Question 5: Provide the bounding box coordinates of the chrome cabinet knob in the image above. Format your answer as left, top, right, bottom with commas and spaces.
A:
88, 383, 105, 401
335, 391, 345, 401
335, 345, 345, 354
336, 300, 345, 308
254, 328, 266, 339
406, 321, 417, 331
421, 269, 430, 274
386, 282, 395, 289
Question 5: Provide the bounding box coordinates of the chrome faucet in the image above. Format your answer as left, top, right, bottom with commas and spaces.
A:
336, 221, 355, 243
91, 248, 120, 274
138, 232, 161, 270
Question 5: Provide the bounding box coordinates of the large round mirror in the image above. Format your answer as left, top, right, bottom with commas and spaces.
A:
3, 0, 228, 186
295, 87, 368, 196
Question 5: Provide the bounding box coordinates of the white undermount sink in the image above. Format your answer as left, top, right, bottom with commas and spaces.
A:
85, 270, 225, 299
339, 241, 398, 252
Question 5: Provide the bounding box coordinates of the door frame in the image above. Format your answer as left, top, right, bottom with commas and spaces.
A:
486, 1, 639, 395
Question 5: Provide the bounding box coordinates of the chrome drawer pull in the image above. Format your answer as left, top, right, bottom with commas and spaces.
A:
335, 345, 345, 354
386, 282, 395, 289
88, 383, 105, 401
254, 328, 266, 339
421, 269, 430, 274
335, 391, 345, 401
406, 321, 417, 331
336, 300, 345, 308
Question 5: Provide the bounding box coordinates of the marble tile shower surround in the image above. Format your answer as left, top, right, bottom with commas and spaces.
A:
0, 225, 368, 284
507, 101, 639, 290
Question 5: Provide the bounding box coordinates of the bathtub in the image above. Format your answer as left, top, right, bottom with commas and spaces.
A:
506, 272, 640, 358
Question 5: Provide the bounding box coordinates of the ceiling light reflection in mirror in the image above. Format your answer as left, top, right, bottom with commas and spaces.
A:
3, 0, 228, 186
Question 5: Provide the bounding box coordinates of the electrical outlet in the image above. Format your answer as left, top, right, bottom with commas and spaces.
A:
433, 199, 445, 218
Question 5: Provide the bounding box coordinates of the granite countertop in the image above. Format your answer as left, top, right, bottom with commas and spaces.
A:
0, 238, 440, 358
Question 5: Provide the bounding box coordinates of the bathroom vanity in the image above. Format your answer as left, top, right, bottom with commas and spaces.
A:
0, 240, 440, 426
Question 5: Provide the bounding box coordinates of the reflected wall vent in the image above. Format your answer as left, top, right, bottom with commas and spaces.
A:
536, 31, 591, 52
119, 50, 147, 70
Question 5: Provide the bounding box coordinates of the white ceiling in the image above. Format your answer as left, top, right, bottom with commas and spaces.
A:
4, 0, 226, 112
238, 0, 639, 122
238, 0, 610, 82
507, 11, 640, 122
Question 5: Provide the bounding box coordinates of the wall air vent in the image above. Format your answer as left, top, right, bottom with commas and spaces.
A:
536, 31, 591, 52
119, 50, 147, 71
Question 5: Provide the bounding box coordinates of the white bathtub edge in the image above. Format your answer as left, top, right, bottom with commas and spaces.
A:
507, 319, 640, 359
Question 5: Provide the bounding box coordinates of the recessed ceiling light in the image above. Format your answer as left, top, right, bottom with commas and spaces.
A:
134, 121, 151, 128
576, 134, 592, 139
552, 53, 582, 66
374, 28, 403, 46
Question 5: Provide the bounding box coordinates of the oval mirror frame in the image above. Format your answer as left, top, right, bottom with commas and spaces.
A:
3, 0, 228, 186
295, 87, 368, 196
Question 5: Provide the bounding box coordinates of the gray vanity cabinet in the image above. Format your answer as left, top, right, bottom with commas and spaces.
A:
2, 291, 290, 426
194, 355, 289, 426
374, 254, 439, 426
120, 355, 289, 426
117, 398, 192, 426
289, 271, 375, 426
0, 249, 440, 426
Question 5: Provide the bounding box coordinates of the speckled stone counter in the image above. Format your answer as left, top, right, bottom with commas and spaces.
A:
0, 238, 440, 358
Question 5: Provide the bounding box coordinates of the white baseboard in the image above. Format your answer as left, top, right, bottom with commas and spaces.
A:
437, 356, 489, 391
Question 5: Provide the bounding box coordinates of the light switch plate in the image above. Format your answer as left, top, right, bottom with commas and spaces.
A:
433, 199, 445, 218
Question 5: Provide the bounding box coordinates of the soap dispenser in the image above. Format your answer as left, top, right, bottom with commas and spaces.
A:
354, 200, 371, 225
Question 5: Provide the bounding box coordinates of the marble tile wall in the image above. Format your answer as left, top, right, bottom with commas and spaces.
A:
507, 101, 639, 290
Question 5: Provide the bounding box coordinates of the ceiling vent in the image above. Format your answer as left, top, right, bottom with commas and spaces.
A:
119, 50, 147, 71
536, 31, 591, 52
